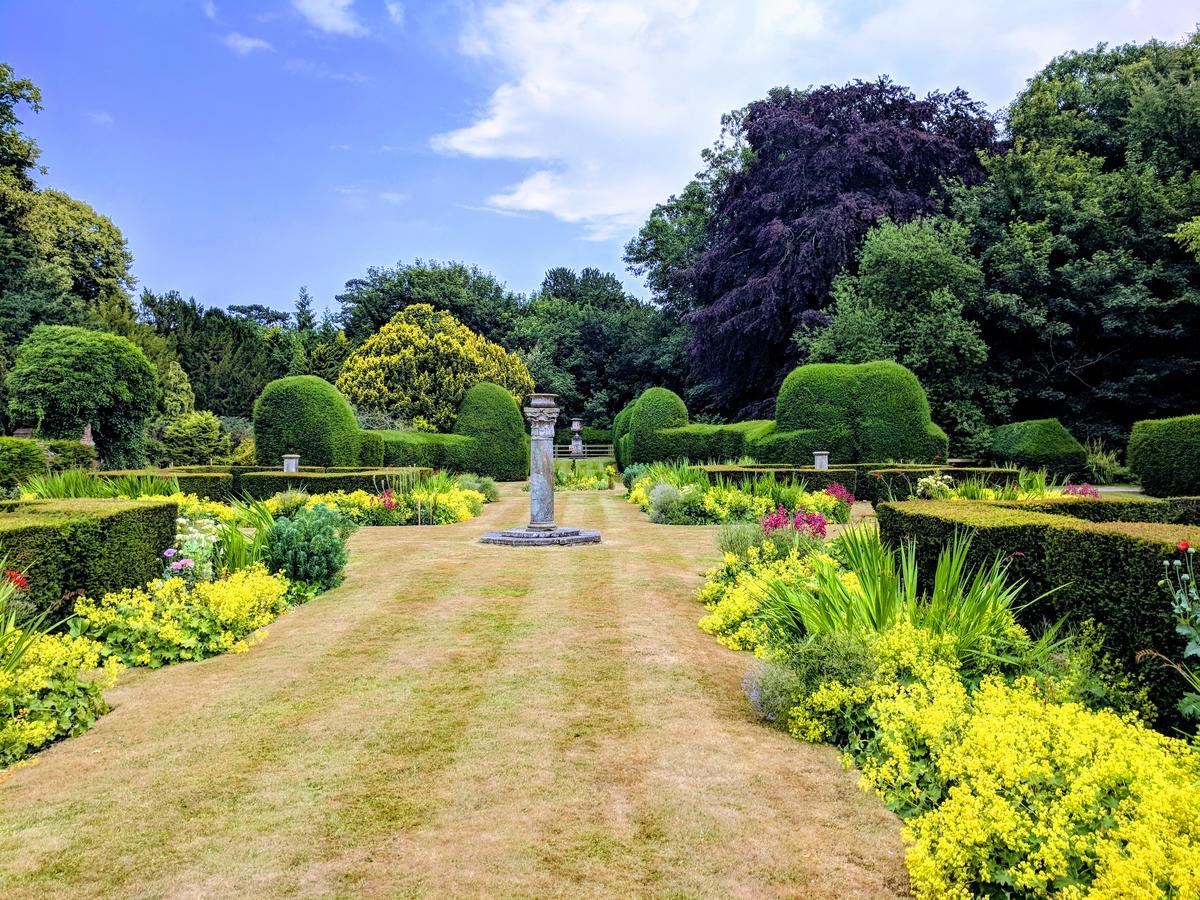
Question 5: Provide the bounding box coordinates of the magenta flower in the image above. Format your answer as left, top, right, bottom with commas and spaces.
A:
1063, 482, 1101, 499
825, 482, 855, 504
170, 560, 184, 571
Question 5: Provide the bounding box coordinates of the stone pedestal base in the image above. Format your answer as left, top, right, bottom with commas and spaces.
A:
480, 526, 601, 547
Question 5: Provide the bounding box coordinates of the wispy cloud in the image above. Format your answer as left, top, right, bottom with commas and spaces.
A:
202, 1, 217, 21
435, 0, 1196, 240
285, 59, 370, 83
385, 2, 405, 26
82, 110, 115, 127
379, 191, 408, 204
330, 143, 353, 151
223, 32, 273, 55
292, 0, 365, 36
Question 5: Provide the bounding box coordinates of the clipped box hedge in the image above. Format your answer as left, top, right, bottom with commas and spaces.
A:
653, 420, 776, 463
0, 498, 177, 618
1127, 414, 1200, 497
1168, 497, 1200, 525
876, 499, 1200, 726
239, 468, 432, 499
701, 465, 860, 495
377, 430, 476, 469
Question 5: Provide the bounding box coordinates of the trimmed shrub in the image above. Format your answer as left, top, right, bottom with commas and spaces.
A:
768, 361, 947, 465
628, 388, 689, 464
378, 430, 476, 469
0, 438, 47, 487
653, 420, 775, 463
612, 402, 635, 468
239, 469, 431, 499
0, 498, 177, 618
990, 495, 1173, 523
43, 440, 97, 471
264, 505, 350, 590
991, 418, 1087, 478
876, 499, 1200, 726
335, 304, 533, 432
253, 376, 361, 468
453, 382, 528, 481
160, 412, 230, 465
357, 430, 384, 467
1127, 414, 1200, 497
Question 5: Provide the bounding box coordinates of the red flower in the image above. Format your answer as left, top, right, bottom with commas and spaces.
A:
1180, 541, 1191, 552
4, 570, 29, 591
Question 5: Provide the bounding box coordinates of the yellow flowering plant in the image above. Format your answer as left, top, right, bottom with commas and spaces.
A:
72, 564, 293, 668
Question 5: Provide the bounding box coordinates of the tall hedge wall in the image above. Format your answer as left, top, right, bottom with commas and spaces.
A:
252, 376, 361, 468
0, 499, 177, 618
1127, 414, 1200, 497
453, 382, 528, 481
876, 499, 1200, 728
991, 418, 1086, 478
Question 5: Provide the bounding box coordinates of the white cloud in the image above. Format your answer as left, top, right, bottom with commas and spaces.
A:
223, 32, 273, 55
380, 191, 408, 203
385, 2, 404, 26
292, 0, 365, 36
82, 110, 115, 127
202, 1, 218, 21
434, 0, 1197, 240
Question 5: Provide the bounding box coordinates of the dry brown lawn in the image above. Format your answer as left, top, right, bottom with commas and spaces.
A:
0, 486, 907, 898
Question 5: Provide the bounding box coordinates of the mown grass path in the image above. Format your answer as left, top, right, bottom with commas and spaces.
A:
0, 486, 906, 898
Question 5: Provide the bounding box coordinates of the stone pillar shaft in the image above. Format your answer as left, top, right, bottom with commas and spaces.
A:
525, 394, 559, 531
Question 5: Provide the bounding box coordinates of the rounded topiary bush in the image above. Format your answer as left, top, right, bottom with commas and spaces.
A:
767, 361, 946, 464
991, 419, 1087, 478
629, 387, 688, 464
253, 376, 360, 468
453, 382, 528, 481
612, 402, 635, 468
1127, 414, 1200, 497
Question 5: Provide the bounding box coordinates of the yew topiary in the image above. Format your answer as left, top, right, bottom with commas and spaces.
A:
252, 376, 360, 467
335, 304, 533, 433
453, 382, 527, 481
629, 388, 689, 464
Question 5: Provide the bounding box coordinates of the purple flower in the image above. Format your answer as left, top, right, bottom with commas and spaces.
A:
163, 548, 177, 558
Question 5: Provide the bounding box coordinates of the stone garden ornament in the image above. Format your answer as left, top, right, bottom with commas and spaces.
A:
480, 393, 601, 546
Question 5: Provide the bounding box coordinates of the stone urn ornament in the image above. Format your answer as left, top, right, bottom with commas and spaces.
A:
480, 394, 601, 546
569, 418, 584, 457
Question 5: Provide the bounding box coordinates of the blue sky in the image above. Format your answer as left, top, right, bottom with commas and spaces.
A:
2, 1, 1195, 315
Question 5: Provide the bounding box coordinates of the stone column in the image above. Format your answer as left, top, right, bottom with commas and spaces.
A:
525, 393, 559, 531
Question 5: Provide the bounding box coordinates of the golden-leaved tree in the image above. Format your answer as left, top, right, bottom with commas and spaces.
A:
336, 304, 533, 432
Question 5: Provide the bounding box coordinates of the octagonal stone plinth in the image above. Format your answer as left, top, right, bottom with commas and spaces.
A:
479, 526, 601, 547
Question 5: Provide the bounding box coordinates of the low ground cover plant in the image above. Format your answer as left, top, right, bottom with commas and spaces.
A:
695, 521, 1200, 896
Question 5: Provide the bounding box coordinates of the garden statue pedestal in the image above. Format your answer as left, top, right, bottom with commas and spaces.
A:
481, 394, 600, 547
569, 418, 584, 457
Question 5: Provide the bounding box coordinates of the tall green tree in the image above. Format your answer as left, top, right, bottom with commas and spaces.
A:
802, 219, 1008, 447
955, 32, 1200, 441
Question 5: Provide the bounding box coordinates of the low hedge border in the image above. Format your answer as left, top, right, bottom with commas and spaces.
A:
876, 499, 1200, 727
858, 466, 1021, 504
701, 465, 860, 495
986, 496, 1173, 523
100, 470, 235, 501
238, 469, 432, 499
0, 498, 177, 618
1168, 497, 1200, 525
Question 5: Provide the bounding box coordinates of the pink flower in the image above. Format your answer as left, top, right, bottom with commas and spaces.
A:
170, 560, 184, 571
825, 482, 855, 504
1063, 482, 1101, 499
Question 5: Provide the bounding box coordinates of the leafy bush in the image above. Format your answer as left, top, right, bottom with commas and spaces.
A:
991, 418, 1087, 478
628, 387, 688, 464
0, 498, 177, 619
263, 505, 351, 590
1, 581, 121, 764
73, 564, 293, 668
453, 382, 528, 481
1127, 414, 1200, 497
717, 520, 764, 557
253, 376, 361, 468
160, 411, 230, 465
6, 325, 159, 469
335, 304, 533, 432
456, 473, 499, 503
0, 438, 46, 487
42, 439, 97, 472
357, 429, 384, 467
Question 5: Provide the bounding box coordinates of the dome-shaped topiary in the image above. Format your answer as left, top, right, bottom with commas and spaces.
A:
1127, 414, 1200, 497
765, 361, 947, 463
335, 304, 533, 433
992, 418, 1087, 478
253, 376, 361, 467
629, 387, 688, 464
612, 401, 636, 468
453, 382, 528, 481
